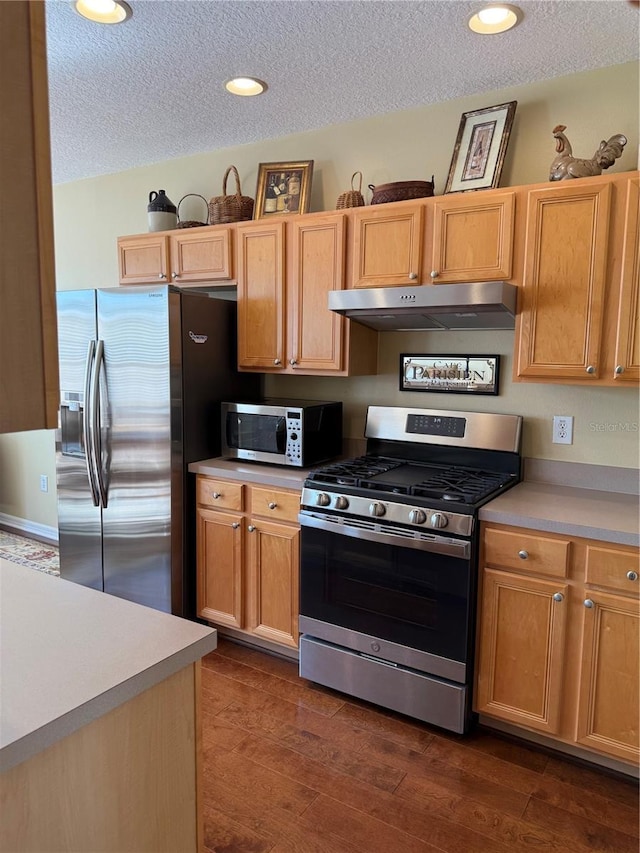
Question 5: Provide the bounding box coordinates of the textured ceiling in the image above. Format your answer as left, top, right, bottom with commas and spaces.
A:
44, 0, 639, 184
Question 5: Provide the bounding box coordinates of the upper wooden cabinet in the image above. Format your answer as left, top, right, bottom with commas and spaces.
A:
117, 226, 233, 285
514, 171, 639, 386
0, 2, 59, 433
428, 190, 515, 283
351, 204, 424, 288
237, 214, 377, 376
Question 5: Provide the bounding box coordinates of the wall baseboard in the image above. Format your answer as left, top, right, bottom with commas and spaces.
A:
0, 513, 58, 544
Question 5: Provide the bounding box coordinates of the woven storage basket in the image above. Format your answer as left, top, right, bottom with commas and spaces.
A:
209, 166, 254, 224
177, 194, 209, 228
336, 171, 365, 209
369, 176, 435, 205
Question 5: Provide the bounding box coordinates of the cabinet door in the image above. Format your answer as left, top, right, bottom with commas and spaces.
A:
118, 234, 170, 285
289, 214, 346, 372
351, 205, 423, 288
476, 569, 568, 734
430, 191, 515, 283
516, 182, 611, 380
246, 519, 300, 648
169, 227, 233, 283
576, 590, 640, 762
613, 177, 640, 382
196, 508, 243, 628
236, 221, 286, 370
1, 1, 59, 433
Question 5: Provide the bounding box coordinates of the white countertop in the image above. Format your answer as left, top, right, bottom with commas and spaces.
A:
479, 481, 639, 547
0, 559, 217, 772
188, 457, 313, 490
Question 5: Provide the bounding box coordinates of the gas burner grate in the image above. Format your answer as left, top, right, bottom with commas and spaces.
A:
307, 456, 403, 487
411, 468, 515, 504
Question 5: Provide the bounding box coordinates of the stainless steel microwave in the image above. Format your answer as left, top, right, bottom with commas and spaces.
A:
221, 399, 343, 467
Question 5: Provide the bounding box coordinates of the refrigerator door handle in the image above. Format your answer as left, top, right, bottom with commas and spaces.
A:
83, 340, 101, 507
91, 339, 109, 509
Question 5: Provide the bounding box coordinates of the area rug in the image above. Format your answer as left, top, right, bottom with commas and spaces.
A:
0, 530, 60, 576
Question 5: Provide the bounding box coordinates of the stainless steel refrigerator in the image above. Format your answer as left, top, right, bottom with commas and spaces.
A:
55, 285, 260, 617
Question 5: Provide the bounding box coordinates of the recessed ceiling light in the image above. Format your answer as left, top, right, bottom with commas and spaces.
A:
225, 77, 268, 97
73, 0, 132, 25
468, 4, 522, 34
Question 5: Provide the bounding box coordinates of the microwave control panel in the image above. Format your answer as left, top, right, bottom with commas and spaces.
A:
285, 411, 302, 463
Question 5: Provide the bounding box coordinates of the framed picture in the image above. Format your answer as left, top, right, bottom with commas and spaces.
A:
399, 354, 500, 395
444, 102, 517, 194
254, 160, 314, 218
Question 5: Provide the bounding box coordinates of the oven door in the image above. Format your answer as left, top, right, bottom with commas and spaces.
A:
298, 512, 474, 681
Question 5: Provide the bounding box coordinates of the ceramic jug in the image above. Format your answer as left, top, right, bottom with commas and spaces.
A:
147, 190, 177, 232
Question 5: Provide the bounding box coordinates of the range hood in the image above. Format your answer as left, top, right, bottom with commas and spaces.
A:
328, 281, 518, 331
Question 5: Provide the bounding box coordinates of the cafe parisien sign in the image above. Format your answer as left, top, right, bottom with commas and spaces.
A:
400, 354, 500, 395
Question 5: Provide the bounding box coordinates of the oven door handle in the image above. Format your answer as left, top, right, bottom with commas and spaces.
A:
299, 511, 471, 560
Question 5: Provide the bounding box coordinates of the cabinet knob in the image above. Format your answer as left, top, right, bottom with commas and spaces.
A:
626, 571, 638, 581
430, 270, 439, 279
268, 501, 277, 509
615, 365, 625, 375
553, 592, 564, 602
248, 525, 256, 532
408, 272, 418, 281
274, 359, 281, 366
585, 365, 596, 375
158, 273, 166, 280
231, 522, 240, 529
289, 359, 297, 366
584, 598, 594, 608
518, 550, 529, 560
212, 491, 221, 499
172, 272, 179, 279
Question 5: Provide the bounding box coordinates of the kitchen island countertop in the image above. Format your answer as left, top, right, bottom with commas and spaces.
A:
0, 558, 217, 772
479, 480, 639, 547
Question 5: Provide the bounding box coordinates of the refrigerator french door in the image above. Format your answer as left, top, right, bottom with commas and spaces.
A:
56, 285, 259, 616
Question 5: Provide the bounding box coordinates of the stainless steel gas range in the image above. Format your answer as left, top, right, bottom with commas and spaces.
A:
298, 406, 522, 734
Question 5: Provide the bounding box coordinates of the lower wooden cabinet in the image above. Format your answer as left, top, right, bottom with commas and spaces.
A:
476, 522, 640, 767
196, 476, 300, 649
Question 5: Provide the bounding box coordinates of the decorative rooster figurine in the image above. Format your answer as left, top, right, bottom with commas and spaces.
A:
549, 125, 627, 181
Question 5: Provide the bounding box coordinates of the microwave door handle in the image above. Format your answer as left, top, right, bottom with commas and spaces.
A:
83, 340, 100, 507
91, 340, 109, 509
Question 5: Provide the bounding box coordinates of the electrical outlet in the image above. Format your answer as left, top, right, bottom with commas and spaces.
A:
40, 474, 48, 493
552, 415, 574, 445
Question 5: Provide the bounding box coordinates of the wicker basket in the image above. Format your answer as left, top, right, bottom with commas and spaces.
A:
209, 166, 254, 224
336, 171, 365, 209
369, 176, 435, 205
177, 194, 209, 228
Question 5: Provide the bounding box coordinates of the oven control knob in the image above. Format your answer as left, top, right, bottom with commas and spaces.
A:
316, 492, 331, 507
369, 502, 386, 518
409, 509, 427, 525
429, 512, 448, 529
334, 496, 349, 510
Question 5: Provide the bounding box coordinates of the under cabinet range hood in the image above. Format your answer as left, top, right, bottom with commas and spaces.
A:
328, 281, 518, 331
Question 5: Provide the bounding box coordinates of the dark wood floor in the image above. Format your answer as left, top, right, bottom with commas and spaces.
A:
200, 638, 639, 853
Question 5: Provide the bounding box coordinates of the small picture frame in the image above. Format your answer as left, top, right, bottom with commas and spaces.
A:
254, 160, 314, 219
400, 354, 500, 395
444, 102, 517, 194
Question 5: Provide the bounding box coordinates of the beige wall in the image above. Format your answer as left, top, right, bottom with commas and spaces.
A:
1, 61, 638, 531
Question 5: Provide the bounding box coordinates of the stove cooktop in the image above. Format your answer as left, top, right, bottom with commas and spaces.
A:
306, 455, 517, 507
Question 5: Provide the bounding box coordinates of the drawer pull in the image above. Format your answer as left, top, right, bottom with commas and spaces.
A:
248, 525, 256, 532
553, 592, 564, 602
584, 598, 594, 608
231, 522, 240, 529
268, 501, 277, 509
211, 491, 221, 499
626, 571, 638, 581
518, 550, 529, 560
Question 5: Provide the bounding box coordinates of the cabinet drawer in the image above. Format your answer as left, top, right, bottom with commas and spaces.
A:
197, 477, 243, 511
483, 528, 570, 577
249, 485, 300, 524
585, 545, 640, 596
